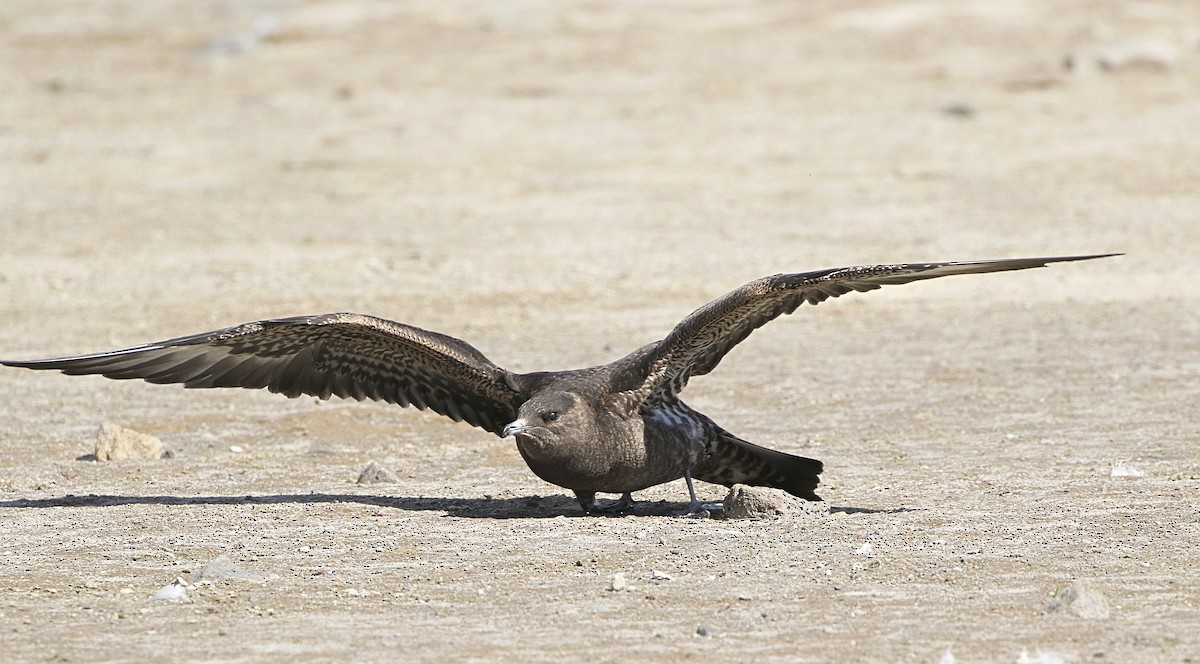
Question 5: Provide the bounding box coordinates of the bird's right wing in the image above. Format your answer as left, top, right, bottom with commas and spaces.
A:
2, 313, 527, 435
619, 254, 1117, 406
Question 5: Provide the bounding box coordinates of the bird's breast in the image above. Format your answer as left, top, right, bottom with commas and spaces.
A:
513, 415, 685, 493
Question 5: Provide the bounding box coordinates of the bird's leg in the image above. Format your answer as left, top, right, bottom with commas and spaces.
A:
573, 490, 598, 513
596, 492, 635, 513
673, 469, 722, 518
574, 490, 635, 515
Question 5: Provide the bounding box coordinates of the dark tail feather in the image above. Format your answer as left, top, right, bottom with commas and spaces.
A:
692, 427, 823, 500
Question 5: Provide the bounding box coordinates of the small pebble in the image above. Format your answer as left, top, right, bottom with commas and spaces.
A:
1110, 461, 1143, 478
941, 103, 974, 118
190, 554, 265, 584
695, 625, 715, 637
1047, 580, 1110, 619
356, 461, 401, 485
152, 579, 190, 602
1017, 650, 1066, 664
1065, 39, 1177, 74
650, 570, 673, 581
609, 572, 626, 592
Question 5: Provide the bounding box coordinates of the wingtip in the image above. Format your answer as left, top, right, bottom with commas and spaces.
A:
1053, 252, 1122, 261
1030, 253, 1122, 268
950, 253, 1121, 271
1, 356, 91, 370
988, 253, 1121, 266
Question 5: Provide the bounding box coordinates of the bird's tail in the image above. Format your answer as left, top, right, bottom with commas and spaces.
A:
692, 426, 823, 500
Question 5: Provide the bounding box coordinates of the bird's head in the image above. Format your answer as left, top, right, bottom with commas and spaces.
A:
501, 391, 583, 445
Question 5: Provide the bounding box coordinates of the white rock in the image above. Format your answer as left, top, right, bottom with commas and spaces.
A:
1110, 461, 1143, 477
152, 579, 190, 602
95, 422, 166, 461
854, 543, 874, 556
609, 572, 627, 592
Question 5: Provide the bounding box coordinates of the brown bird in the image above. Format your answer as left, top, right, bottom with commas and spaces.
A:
1, 255, 1114, 515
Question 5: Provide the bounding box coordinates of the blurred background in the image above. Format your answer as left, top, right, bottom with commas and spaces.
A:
2, 1, 1196, 353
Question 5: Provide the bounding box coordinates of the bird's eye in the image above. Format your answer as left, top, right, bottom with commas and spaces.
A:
544, 411, 559, 422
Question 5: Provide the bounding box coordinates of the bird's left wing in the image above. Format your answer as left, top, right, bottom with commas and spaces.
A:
1, 313, 526, 435
619, 254, 1117, 405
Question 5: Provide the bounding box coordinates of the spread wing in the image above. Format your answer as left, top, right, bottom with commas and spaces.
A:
1, 313, 527, 435
622, 254, 1117, 405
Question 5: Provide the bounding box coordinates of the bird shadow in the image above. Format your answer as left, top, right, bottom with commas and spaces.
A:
0, 492, 684, 519
829, 505, 926, 515
0, 492, 923, 519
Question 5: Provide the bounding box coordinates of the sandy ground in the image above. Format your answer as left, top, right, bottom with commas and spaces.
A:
1, 1, 1199, 662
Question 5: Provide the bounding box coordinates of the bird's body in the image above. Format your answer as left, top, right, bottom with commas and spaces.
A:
1, 255, 1114, 514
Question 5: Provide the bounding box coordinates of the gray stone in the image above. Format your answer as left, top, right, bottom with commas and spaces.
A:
95, 422, 166, 461
190, 554, 265, 584
356, 460, 401, 484
941, 103, 975, 118
1048, 580, 1110, 619
723, 484, 829, 520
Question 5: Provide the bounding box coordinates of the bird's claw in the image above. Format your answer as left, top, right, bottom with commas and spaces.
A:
673, 502, 723, 518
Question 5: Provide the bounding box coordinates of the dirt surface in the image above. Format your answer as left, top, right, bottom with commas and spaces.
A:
1, 1, 1198, 662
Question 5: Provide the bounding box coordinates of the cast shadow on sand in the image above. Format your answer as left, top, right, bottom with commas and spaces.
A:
0, 492, 922, 519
